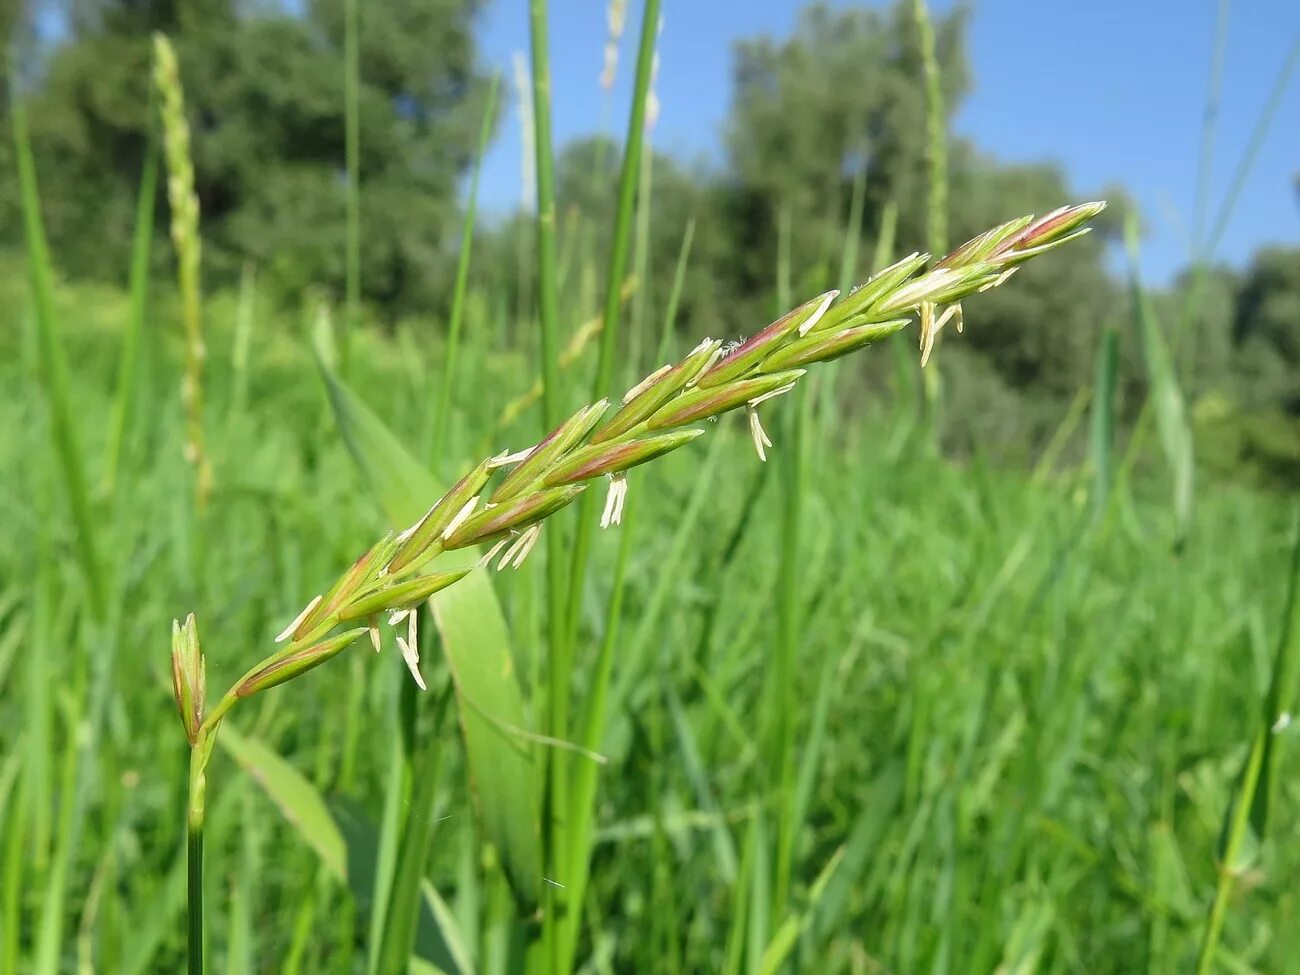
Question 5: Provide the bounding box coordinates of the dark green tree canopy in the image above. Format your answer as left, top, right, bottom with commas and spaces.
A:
2, 0, 490, 313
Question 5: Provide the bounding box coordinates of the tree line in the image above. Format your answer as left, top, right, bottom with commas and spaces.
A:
2, 0, 1297, 481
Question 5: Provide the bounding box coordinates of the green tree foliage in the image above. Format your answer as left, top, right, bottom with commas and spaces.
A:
552, 136, 735, 331
1233, 245, 1300, 414
724, 0, 968, 291
0, 0, 490, 314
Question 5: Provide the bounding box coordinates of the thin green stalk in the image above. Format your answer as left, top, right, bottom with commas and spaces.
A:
557, 508, 636, 970
187, 740, 209, 975
561, 0, 661, 627
655, 219, 697, 364
526, 3, 570, 969
543, 0, 661, 963
528, 0, 564, 432
627, 129, 655, 377
770, 204, 802, 922
1204, 32, 1299, 255
1193, 0, 1230, 260
342, 0, 361, 376
1177, 25, 1296, 374
376, 693, 450, 975
431, 72, 500, 466
559, 220, 701, 972
10, 68, 106, 619
913, 0, 947, 434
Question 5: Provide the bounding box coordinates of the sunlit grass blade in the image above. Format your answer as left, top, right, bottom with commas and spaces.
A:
318, 357, 545, 918
341, 0, 360, 376
1197, 509, 1300, 974
219, 725, 346, 881
1125, 213, 1194, 546
541, 0, 663, 967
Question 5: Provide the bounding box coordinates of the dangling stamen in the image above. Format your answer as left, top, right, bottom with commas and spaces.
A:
919, 301, 936, 368
480, 536, 511, 568
747, 405, 773, 462
600, 474, 628, 529
395, 609, 425, 690
501, 524, 542, 569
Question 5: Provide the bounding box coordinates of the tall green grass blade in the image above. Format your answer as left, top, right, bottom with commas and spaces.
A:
546, 3, 662, 966
1, 759, 26, 975
770, 201, 803, 923
666, 687, 739, 882
912, 0, 948, 256
431, 72, 500, 466
759, 843, 845, 975
1205, 32, 1299, 255
365, 724, 408, 975
318, 358, 544, 914
341, 0, 360, 376
230, 264, 256, 420
1197, 508, 1300, 975
1126, 213, 1194, 545
1090, 324, 1118, 522
654, 219, 696, 364
219, 724, 346, 882
377, 691, 450, 975
525, 5, 571, 961
1252, 510, 1300, 840
10, 70, 106, 619
419, 879, 476, 975
746, 811, 770, 975
1192, 0, 1230, 260
102, 143, 158, 503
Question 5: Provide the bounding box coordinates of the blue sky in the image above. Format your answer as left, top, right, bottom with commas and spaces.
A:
476, 1, 1299, 284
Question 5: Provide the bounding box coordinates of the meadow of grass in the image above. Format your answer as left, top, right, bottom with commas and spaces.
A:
3, 4, 1299, 973
1, 251, 1298, 971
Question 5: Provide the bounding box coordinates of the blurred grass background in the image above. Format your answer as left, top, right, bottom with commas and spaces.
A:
2, 0, 1300, 972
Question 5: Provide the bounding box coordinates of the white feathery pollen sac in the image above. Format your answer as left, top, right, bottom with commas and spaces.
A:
489, 445, 534, 469
501, 524, 542, 569
395, 609, 425, 691
798, 289, 839, 336
481, 536, 511, 568
274, 594, 321, 643
623, 364, 673, 404
440, 495, 480, 540
600, 474, 629, 529
920, 303, 962, 368
747, 405, 773, 462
